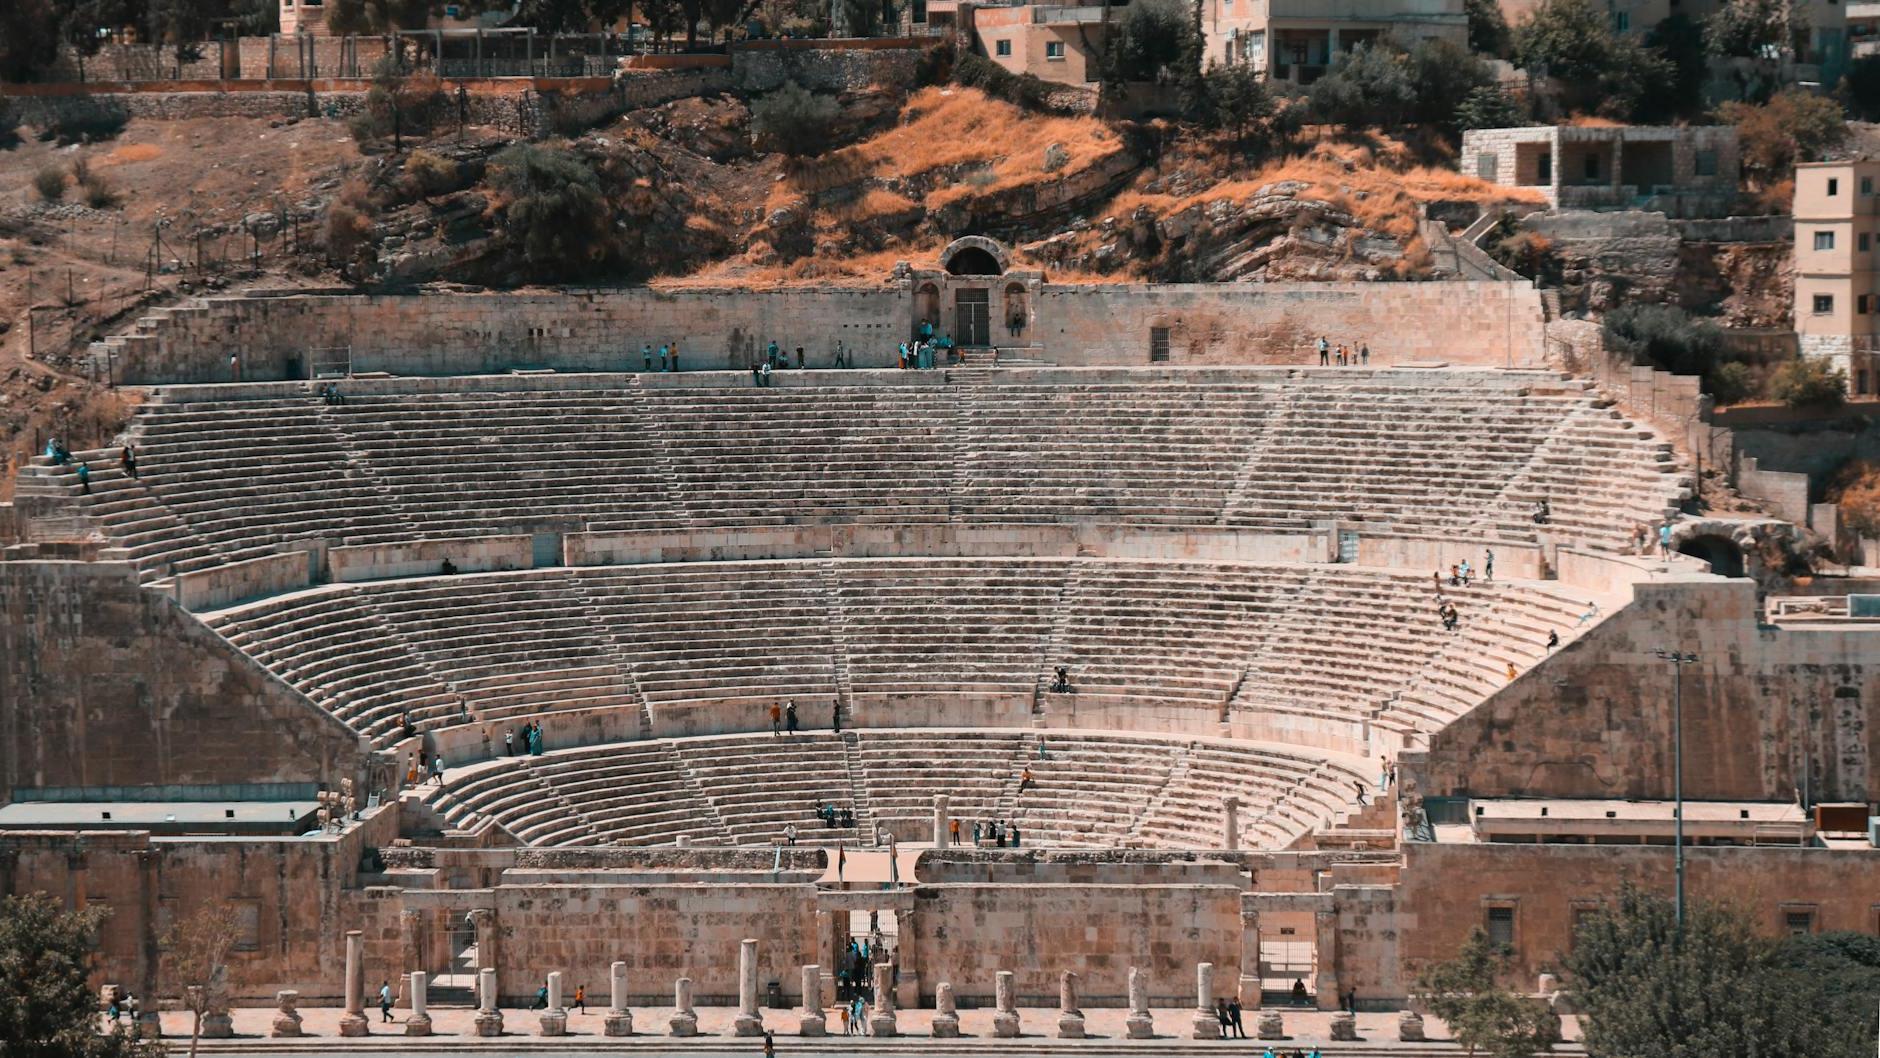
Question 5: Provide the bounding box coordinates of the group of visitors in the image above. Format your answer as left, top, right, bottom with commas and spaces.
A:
404, 750, 445, 788
768, 699, 802, 735
506, 720, 546, 756
1314, 336, 1370, 366
818, 803, 856, 829
639, 343, 683, 372
1262, 1047, 1326, 1058
317, 383, 347, 405
1213, 997, 1248, 1037
970, 819, 1022, 847
1048, 666, 1072, 693
104, 991, 140, 1024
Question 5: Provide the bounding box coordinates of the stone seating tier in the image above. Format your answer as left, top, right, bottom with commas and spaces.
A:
22, 370, 1689, 582
426, 729, 1372, 852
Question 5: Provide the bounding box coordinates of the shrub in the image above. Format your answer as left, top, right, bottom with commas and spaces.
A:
80, 172, 120, 209
749, 80, 840, 158
402, 149, 460, 199
32, 164, 65, 202
41, 96, 128, 145
1201, 63, 1274, 145
350, 60, 447, 146
1603, 303, 1724, 377
486, 143, 618, 278
1455, 84, 1525, 130
1310, 42, 1416, 128
1720, 90, 1847, 187
952, 52, 1054, 111
1828, 459, 1880, 537
1708, 360, 1756, 405
1768, 356, 1848, 410
1513, 0, 1671, 119
324, 180, 377, 272
1106, 0, 1192, 84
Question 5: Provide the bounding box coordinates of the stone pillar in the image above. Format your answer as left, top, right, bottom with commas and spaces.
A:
1223, 796, 1240, 851
338, 930, 370, 1037
467, 908, 497, 981
733, 939, 764, 1036
1239, 906, 1262, 1009
605, 961, 633, 1037
406, 971, 432, 1036
796, 964, 826, 1036
1313, 908, 1340, 1010
1191, 962, 1221, 1040
670, 976, 698, 1037
200, 985, 233, 1038
539, 970, 568, 1036
992, 970, 1020, 1038
1399, 1010, 1426, 1042
1125, 967, 1154, 1039
399, 909, 425, 988
1258, 1010, 1284, 1039
1330, 1010, 1358, 1041
1057, 970, 1085, 1038
474, 967, 504, 1037
271, 990, 303, 1038
933, 794, 950, 848
868, 962, 897, 1037
893, 909, 920, 1010
932, 982, 960, 1038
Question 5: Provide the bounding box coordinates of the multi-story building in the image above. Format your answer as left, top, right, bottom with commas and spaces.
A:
1460, 124, 1740, 214
1497, 0, 1848, 86
1793, 160, 1880, 397
968, 2, 1110, 87
1202, 0, 1467, 82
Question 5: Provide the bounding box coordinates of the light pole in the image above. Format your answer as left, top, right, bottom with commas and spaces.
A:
1656, 649, 1699, 931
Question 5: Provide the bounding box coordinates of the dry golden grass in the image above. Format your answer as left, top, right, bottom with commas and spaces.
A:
97, 143, 162, 166
658, 244, 943, 287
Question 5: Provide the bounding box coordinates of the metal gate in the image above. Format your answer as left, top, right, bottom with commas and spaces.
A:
955, 289, 990, 347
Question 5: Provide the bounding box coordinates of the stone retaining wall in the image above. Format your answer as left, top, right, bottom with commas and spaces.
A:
173, 549, 313, 611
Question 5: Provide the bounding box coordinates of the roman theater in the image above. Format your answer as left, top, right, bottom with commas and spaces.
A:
3, 240, 1876, 1042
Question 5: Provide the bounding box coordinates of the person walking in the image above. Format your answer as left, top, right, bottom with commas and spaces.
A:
1228, 997, 1246, 1039
573, 984, 586, 1013
769, 702, 782, 736
120, 445, 137, 479
1484, 547, 1494, 582
1659, 521, 1674, 560
430, 754, 445, 786
642, 343, 653, 371
763, 1029, 775, 1057
1317, 336, 1329, 365
785, 700, 798, 735
379, 980, 394, 1022
76, 462, 91, 494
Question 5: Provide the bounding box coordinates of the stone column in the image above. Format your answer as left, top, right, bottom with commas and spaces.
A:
933, 794, 950, 848
992, 970, 1020, 1038
1240, 906, 1262, 1010
1258, 1009, 1285, 1039
271, 990, 303, 1038
670, 976, 698, 1037
474, 967, 504, 1037
1313, 908, 1340, 1010
399, 909, 425, 988
406, 971, 432, 1036
1191, 962, 1221, 1039
931, 982, 960, 1038
1330, 1010, 1358, 1041
733, 939, 764, 1036
338, 930, 369, 1037
893, 909, 920, 1010
467, 908, 498, 982
539, 970, 568, 1036
605, 961, 633, 1037
1399, 1010, 1427, 1042
1057, 970, 1085, 1039
1223, 796, 1240, 851
798, 964, 825, 1036
1125, 967, 1154, 1039
868, 962, 897, 1037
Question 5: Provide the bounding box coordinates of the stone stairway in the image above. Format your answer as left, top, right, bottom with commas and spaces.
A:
1124, 741, 1194, 847
836, 733, 877, 845
816, 554, 856, 729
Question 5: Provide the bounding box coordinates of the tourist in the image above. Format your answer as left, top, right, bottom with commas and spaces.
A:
1353, 781, 1368, 806
1547, 630, 1560, 650
852, 995, 867, 1035
76, 462, 90, 494
659, 344, 671, 371
1432, 570, 1442, 593
898, 343, 910, 369
1449, 563, 1461, 587
840, 1000, 852, 1035
785, 822, 797, 846
1360, 343, 1370, 365
836, 846, 846, 883
534, 982, 549, 1009
761, 362, 773, 386
1228, 997, 1246, 1039
120, 445, 137, 479
785, 700, 799, 734
972, 821, 982, 844
768, 340, 781, 368
440, 557, 458, 576
1290, 979, 1308, 1005
1050, 666, 1070, 693
1009, 824, 1021, 848
796, 346, 806, 369
1577, 602, 1600, 626
764, 1029, 775, 1057
752, 364, 764, 387
1659, 521, 1673, 560
431, 754, 445, 786
1459, 558, 1472, 585
1317, 336, 1329, 365
642, 343, 653, 371
573, 984, 586, 1013
380, 980, 394, 1022
671, 342, 680, 370
1378, 756, 1390, 790
229, 353, 241, 381
949, 818, 961, 844
1019, 767, 1034, 790
46, 438, 70, 465
1215, 998, 1233, 1036
505, 730, 515, 756
769, 701, 782, 736
834, 341, 847, 369
108, 993, 121, 1023
1506, 661, 1518, 681
1484, 547, 1494, 582
122, 992, 138, 1024
1533, 498, 1550, 524
832, 704, 841, 734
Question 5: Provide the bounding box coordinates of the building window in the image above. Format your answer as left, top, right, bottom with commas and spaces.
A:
1046, 41, 1065, 60
1248, 30, 1264, 62
995, 39, 1011, 56
1486, 905, 1517, 950
1614, 11, 1629, 31
1829, 177, 1841, 196
1814, 294, 1836, 315
1694, 150, 1718, 177
1816, 231, 1836, 251
1862, 233, 1871, 252
1477, 152, 1498, 181
1150, 327, 1171, 363
1860, 294, 1871, 315
1784, 908, 1817, 935
1864, 176, 1875, 195
1584, 154, 1600, 180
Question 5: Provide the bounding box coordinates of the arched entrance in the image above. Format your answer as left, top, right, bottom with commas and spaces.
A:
1679, 535, 1746, 578
939, 235, 1011, 278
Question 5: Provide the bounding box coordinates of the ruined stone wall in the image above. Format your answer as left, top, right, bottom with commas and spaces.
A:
731, 44, 925, 93
1398, 841, 1880, 986
913, 882, 1243, 1005
101, 283, 1549, 384
0, 561, 365, 794
1408, 576, 1880, 804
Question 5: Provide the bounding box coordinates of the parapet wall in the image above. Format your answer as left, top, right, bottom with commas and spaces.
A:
100, 283, 1549, 385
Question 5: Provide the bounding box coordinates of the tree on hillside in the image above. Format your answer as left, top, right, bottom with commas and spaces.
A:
0, 893, 164, 1058
1465, 0, 1511, 58
1707, 0, 1807, 60
165, 907, 241, 1058
1564, 884, 1878, 1058
1414, 928, 1561, 1058
1, 0, 65, 81
487, 143, 620, 279
1104, 0, 1190, 85
1201, 63, 1274, 147
1512, 0, 1670, 118
1637, 14, 1709, 122
1407, 37, 1494, 132
1718, 88, 1846, 186
750, 79, 839, 157
1309, 41, 1416, 128
1455, 84, 1524, 130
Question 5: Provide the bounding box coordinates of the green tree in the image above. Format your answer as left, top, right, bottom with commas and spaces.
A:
1707, 0, 1807, 59
1465, 0, 1511, 57
1456, 84, 1524, 129
1, 0, 64, 81
165, 907, 240, 1058
1639, 13, 1709, 121
487, 143, 619, 279
1769, 356, 1848, 410
1309, 41, 1416, 128
1513, 0, 1670, 118
0, 893, 164, 1058
1106, 0, 1190, 84
1201, 62, 1273, 145
1408, 37, 1494, 131
1415, 928, 1560, 1058
749, 79, 839, 157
